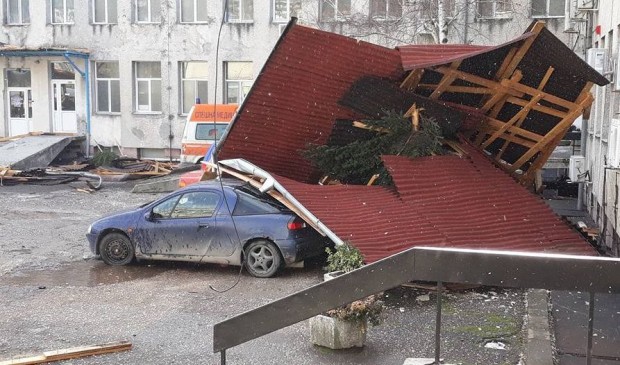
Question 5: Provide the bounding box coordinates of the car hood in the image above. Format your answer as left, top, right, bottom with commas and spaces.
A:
91, 207, 142, 231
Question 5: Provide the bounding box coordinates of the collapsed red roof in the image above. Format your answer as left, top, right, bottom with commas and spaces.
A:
216, 20, 597, 259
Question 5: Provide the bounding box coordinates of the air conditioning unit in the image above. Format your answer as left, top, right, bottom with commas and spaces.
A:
576, 0, 597, 10
587, 48, 608, 74
608, 119, 620, 167
569, 155, 586, 182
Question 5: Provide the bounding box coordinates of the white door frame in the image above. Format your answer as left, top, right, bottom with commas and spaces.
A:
51, 79, 77, 133
7, 87, 32, 136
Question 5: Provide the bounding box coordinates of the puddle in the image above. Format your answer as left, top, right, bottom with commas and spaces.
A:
1, 261, 170, 287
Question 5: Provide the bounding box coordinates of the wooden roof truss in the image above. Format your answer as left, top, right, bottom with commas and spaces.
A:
399, 22, 595, 185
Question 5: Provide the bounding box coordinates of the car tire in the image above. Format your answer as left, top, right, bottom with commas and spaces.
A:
244, 240, 282, 278
99, 232, 135, 266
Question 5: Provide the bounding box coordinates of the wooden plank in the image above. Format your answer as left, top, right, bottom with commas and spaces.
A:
509, 94, 593, 172
416, 84, 494, 94
505, 96, 568, 118
499, 21, 545, 79
352, 121, 390, 134
495, 67, 555, 161
484, 117, 543, 143
481, 93, 543, 149
0, 341, 132, 365
367, 174, 380, 186
506, 79, 579, 111
400, 68, 425, 90
480, 70, 523, 112
475, 126, 537, 148
430, 61, 462, 99
494, 46, 518, 81
442, 139, 469, 156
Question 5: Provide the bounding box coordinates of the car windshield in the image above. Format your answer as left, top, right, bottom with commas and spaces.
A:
195, 123, 229, 141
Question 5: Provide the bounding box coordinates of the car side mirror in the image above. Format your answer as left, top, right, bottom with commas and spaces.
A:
144, 211, 154, 222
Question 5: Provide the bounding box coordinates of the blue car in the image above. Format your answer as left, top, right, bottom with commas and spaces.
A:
86, 180, 329, 277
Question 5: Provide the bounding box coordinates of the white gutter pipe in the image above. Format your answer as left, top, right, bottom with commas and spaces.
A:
219, 158, 345, 246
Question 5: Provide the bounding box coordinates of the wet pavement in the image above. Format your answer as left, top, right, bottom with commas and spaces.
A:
552, 291, 620, 365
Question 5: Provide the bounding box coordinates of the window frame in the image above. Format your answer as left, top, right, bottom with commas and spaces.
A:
135, 0, 160, 23
180, 61, 209, 115
134, 61, 162, 113
94, 61, 121, 115
369, 0, 403, 20
6, 0, 30, 25
319, 0, 351, 22
531, 0, 564, 18
226, 0, 253, 23
179, 0, 208, 24
272, 0, 300, 23
476, 0, 513, 19
92, 0, 117, 24
224, 61, 253, 105
51, 0, 74, 24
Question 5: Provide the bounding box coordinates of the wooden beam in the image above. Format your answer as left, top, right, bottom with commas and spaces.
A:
505, 79, 578, 111
499, 21, 546, 79
475, 125, 537, 148
481, 93, 543, 149
494, 46, 518, 81
481, 71, 523, 113
430, 61, 462, 99
505, 96, 568, 118
508, 94, 593, 172
484, 117, 543, 143
352, 121, 390, 134
416, 84, 494, 94
495, 67, 555, 161
400, 68, 425, 90
0, 341, 132, 365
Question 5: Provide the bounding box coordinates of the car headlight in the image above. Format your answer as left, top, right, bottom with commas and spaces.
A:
87, 224, 92, 234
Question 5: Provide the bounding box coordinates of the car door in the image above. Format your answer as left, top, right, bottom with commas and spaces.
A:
137, 190, 233, 257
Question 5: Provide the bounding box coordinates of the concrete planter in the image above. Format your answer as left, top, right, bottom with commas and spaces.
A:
323, 270, 345, 281
309, 314, 367, 349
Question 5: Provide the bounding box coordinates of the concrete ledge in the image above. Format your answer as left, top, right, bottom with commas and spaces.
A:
523, 289, 554, 365
131, 177, 180, 193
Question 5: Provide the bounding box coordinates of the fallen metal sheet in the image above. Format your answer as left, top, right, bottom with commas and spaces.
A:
0, 135, 74, 170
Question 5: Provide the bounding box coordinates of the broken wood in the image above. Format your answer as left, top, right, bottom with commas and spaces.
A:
0, 341, 132, 365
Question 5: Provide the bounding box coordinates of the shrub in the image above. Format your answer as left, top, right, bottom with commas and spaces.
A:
325, 242, 364, 273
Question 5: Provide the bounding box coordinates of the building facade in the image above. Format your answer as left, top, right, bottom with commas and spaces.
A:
0, 0, 573, 160
579, 0, 620, 254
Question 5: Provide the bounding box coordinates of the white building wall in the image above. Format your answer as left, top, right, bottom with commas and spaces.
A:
582, 0, 620, 254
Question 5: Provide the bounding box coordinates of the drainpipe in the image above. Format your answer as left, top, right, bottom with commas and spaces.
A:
84, 58, 91, 157
218, 159, 346, 246
577, 118, 587, 210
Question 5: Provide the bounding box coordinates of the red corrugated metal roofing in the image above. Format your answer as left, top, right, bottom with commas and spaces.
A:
397, 33, 532, 70
218, 24, 404, 183
274, 140, 595, 263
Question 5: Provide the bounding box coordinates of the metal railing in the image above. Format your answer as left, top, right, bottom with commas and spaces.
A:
213, 247, 620, 364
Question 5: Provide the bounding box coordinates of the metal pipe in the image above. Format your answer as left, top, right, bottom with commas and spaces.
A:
84, 58, 91, 157
218, 159, 345, 246
587, 291, 595, 365
435, 281, 443, 365
220, 350, 226, 365
578, 118, 588, 210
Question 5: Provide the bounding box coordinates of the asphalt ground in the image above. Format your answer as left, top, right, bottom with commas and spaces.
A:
0, 182, 526, 364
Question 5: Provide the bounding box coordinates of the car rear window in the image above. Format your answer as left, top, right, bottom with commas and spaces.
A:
233, 187, 289, 216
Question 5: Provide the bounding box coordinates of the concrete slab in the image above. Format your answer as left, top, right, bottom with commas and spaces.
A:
523, 289, 554, 365
558, 354, 620, 365
0, 135, 73, 170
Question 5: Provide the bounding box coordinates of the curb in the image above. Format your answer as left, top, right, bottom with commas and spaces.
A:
523, 289, 554, 365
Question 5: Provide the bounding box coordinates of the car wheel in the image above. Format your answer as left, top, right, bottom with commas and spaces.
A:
244, 240, 282, 278
99, 232, 135, 266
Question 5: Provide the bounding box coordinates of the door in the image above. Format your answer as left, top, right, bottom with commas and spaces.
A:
52, 81, 76, 133
7, 88, 32, 136
136, 190, 235, 257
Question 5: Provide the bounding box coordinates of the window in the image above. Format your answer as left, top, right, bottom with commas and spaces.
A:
93, 0, 117, 24
195, 123, 228, 141
320, 0, 350, 21
224, 61, 252, 104
370, 0, 402, 19
180, 61, 208, 114
417, 0, 456, 19
531, 0, 563, 17
136, 0, 161, 22
51, 0, 74, 24
477, 0, 512, 18
180, 0, 208, 23
134, 62, 161, 112
95, 61, 120, 114
227, 0, 253, 22
273, 0, 300, 23
166, 192, 220, 218
6, 0, 29, 24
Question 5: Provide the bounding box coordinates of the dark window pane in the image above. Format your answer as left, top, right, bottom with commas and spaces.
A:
97, 62, 119, 78
111, 80, 120, 112
22, 0, 30, 22
97, 80, 109, 112
171, 192, 220, 218
7, 69, 31, 87
95, 0, 105, 22
181, 0, 193, 22
531, 0, 546, 16
183, 80, 195, 114
152, 80, 161, 111
109, 0, 117, 22
549, 0, 564, 16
